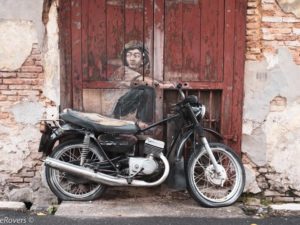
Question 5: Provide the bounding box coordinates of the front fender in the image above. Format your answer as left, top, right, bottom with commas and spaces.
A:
166, 127, 223, 190
38, 124, 84, 156
169, 127, 223, 161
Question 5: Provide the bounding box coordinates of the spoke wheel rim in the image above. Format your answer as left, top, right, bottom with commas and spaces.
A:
50, 144, 103, 199
191, 147, 242, 203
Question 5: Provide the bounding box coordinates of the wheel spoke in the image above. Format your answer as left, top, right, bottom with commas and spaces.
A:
50, 143, 104, 199
191, 147, 242, 203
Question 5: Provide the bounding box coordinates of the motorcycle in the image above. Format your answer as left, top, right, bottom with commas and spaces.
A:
38, 84, 245, 207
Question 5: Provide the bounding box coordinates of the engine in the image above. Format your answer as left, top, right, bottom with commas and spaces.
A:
129, 157, 158, 175
129, 138, 165, 176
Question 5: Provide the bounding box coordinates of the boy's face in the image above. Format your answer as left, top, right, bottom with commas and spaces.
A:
126, 49, 143, 69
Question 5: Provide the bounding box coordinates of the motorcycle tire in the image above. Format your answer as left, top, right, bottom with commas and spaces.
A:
186, 143, 245, 207
45, 140, 106, 201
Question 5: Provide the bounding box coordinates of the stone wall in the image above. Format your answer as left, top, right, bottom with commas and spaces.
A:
0, 0, 60, 208
243, 0, 300, 203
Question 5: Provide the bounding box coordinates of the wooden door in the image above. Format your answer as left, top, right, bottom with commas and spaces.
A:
59, 0, 247, 153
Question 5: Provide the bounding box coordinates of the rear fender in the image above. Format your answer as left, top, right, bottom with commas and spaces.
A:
38, 124, 84, 156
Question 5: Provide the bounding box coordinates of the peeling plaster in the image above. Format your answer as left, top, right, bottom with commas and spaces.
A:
0, 0, 60, 105
0, 20, 38, 71
0, 0, 44, 47
42, 2, 60, 104
243, 47, 300, 191
276, 0, 300, 18
11, 101, 44, 125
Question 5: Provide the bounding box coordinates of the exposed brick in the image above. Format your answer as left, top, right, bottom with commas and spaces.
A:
17, 171, 35, 178
0, 85, 8, 89
7, 96, 18, 101
247, 22, 260, 29
264, 28, 292, 34
9, 85, 32, 90
17, 73, 39, 78
283, 17, 300, 23
22, 60, 35, 66
247, 29, 261, 36
285, 41, 300, 47
273, 196, 295, 203
247, 9, 259, 15
262, 16, 283, 23
249, 48, 261, 54
21, 66, 43, 73
3, 79, 38, 85
0, 90, 17, 95
0, 72, 17, 78
7, 177, 23, 183
247, 15, 260, 23
0, 95, 7, 101
275, 35, 297, 41
263, 34, 275, 40
17, 90, 40, 96
35, 61, 43, 66
263, 22, 294, 28
248, 1, 259, 8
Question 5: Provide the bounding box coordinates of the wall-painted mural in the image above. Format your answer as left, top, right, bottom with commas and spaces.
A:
111, 41, 155, 125
83, 40, 156, 128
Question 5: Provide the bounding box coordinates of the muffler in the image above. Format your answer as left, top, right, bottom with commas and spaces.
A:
44, 154, 170, 187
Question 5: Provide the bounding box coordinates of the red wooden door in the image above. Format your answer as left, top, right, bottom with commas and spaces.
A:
59, 0, 247, 153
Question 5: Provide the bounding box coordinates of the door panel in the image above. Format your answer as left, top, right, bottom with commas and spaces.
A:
59, 0, 247, 153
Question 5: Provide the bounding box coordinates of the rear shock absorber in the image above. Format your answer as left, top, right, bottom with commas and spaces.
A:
80, 133, 90, 166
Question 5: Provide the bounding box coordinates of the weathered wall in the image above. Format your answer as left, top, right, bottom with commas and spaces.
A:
243, 0, 300, 202
0, 0, 59, 208
1, 0, 300, 207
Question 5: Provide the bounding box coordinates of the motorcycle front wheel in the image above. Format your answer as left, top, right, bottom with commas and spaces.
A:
45, 140, 106, 201
186, 143, 245, 207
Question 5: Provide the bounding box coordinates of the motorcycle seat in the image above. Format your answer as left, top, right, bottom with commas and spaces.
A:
60, 109, 140, 134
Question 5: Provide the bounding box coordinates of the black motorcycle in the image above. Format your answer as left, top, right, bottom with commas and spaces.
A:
39, 84, 245, 207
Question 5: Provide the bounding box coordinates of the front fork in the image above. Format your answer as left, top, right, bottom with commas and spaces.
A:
200, 137, 222, 174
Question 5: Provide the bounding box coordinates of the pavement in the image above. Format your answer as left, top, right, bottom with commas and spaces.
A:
1, 190, 300, 219
55, 197, 246, 218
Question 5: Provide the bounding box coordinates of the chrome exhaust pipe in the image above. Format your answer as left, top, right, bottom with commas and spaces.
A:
44, 154, 170, 187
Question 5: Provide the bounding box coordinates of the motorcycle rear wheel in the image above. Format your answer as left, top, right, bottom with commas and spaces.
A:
45, 140, 106, 201
186, 143, 245, 207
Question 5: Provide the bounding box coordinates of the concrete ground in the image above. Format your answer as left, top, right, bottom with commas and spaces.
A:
55, 188, 247, 218
55, 197, 246, 218
2, 188, 300, 219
